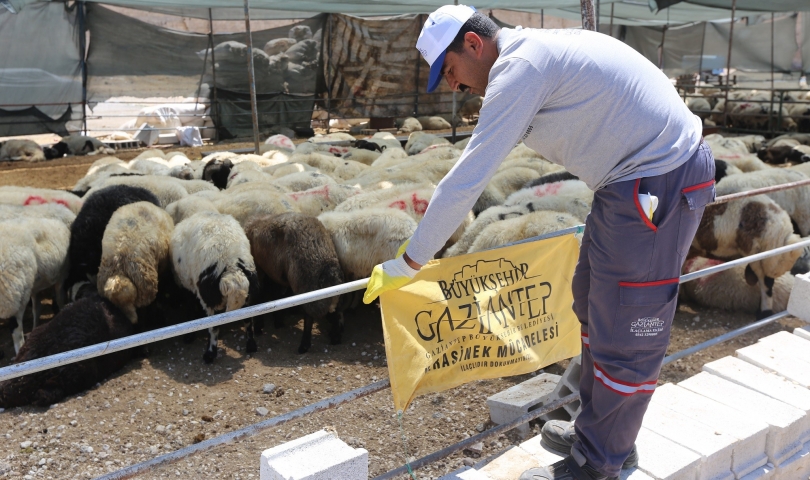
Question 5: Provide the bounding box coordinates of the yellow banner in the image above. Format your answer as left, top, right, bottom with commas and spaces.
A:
380, 233, 582, 411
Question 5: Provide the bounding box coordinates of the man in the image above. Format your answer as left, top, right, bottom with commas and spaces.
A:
363, 5, 715, 480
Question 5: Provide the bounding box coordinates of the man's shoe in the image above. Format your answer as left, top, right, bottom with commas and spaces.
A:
540, 420, 639, 469
519, 455, 618, 480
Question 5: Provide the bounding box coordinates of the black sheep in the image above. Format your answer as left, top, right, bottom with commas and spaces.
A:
0, 295, 135, 408
64, 184, 160, 299
202, 158, 234, 190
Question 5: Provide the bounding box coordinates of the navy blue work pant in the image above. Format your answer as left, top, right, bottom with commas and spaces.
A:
570, 142, 716, 477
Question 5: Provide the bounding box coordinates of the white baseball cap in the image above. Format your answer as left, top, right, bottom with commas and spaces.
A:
416, 4, 476, 93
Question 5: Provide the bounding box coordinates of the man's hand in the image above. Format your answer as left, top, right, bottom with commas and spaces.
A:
363, 241, 422, 304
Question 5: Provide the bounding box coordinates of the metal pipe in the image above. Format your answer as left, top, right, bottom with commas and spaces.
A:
595, 0, 600, 32
242, 0, 260, 154
98, 379, 391, 480
414, 15, 422, 116
697, 22, 706, 79
326, 13, 333, 134
662, 311, 790, 366
541, 9, 544, 29
679, 238, 810, 284
659, 25, 669, 70
78, 1, 88, 134
209, 8, 219, 142
372, 393, 580, 480
580, 0, 596, 31
770, 12, 775, 134
708, 178, 810, 206
0, 279, 368, 383
452, 0, 458, 143
608, 4, 614, 37
722, 0, 737, 128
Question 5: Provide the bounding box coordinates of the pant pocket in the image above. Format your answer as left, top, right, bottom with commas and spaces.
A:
677, 180, 716, 257
612, 279, 678, 352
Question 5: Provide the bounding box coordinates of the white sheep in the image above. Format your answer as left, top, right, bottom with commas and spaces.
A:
0, 186, 83, 215
97, 202, 174, 324
680, 256, 793, 314
0, 139, 46, 163
370, 147, 409, 168
467, 210, 581, 254
263, 162, 318, 179
692, 195, 802, 318
127, 158, 171, 176
170, 211, 259, 363
86, 156, 125, 176
318, 208, 417, 280
214, 189, 298, 227
444, 203, 536, 258
181, 179, 220, 195
417, 116, 452, 131
287, 184, 360, 215
0, 203, 75, 228
398, 117, 423, 134
404, 132, 451, 155
504, 178, 593, 222
90, 175, 188, 208
716, 168, 810, 236
166, 195, 219, 224
0, 217, 70, 354
273, 171, 336, 192
341, 148, 381, 166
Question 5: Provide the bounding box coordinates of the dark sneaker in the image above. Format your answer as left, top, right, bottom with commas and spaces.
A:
519, 456, 618, 480
541, 420, 639, 469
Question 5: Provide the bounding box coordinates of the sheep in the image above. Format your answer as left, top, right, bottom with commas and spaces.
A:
97, 202, 174, 324
692, 195, 803, 318
404, 132, 451, 155
398, 117, 423, 134
245, 213, 345, 353
467, 210, 581, 254
273, 171, 336, 192
263, 161, 318, 179
444, 203, 537, 258
287, 184, 360, 215
370, 147, 409, 168
180, 179, 220, 195
226, 169, 278, 189
64, 185, 160, 300
264, 37, 296, 56
716, 168, 810, 236
0, 186, 83, 215
213, 189, 298, 227
0, 295, 135, 408
203, 158, 234, 189
0, 139, 46, 163
286, 152, 368, 180
90, 174, 188, 208
318, 209, 417, 280
712, 152, 771, 172
417, 116, 452, 131
486, 166, 542, 199
54, 135, 114, 156
368, 132, 402, 150
0, 217, 70, 355
714, 159, 743, 183
128, 158, 171, 176
341, 147, 381, 166
86, 156, 125, 176
503, 178, 594, 222
170, 211, 259, 363
679, 256, 793, 314
455, 137, 471, 150
166, 195, 219, 224
0, 203, 75, 228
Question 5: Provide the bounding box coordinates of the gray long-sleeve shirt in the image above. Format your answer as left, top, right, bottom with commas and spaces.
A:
406, 27, 702, 266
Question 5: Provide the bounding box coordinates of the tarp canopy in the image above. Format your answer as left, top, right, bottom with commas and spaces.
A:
650, 0, 810, 13
544, 1, 771, 26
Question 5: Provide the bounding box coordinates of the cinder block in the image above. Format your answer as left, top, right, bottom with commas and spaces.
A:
757, 331, 810, 363
739, 463, 775, 480
478, 445, 542, 480
772, 442, 810, 480
735, 339, 810, 388
651, 383, 769, 479
487, 373, 561, 438
438, 466, 491, 480
704, 355, 810, 444
794, 326, 810, 342
157, 133, 179, 145
641, 402, 735, 480
537, 355, 582, 422
679, 372, 806, 466
260, 430, 368, 480
787, 272, 810, 323
635, 427, 702, 480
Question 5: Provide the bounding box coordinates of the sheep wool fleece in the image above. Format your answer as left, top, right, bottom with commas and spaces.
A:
572, 142, 715, 477
406, 27, 703, 265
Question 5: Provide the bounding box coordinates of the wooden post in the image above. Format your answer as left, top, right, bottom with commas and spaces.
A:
721, 0, 737, 129
242, 0, 260, 154
580, 0, 596, 32
208, 9, 219, 142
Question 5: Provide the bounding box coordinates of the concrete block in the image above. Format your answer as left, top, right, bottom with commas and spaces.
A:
621, 468, 655, 480
487, 373, 561, 437
679, 372, 806, 466
260, 430, 367, 480
157, 133, 179, 145
735, 339, 810, 388
538, 355, 582, 422
739, 463, 775, 480
794, 326, 810, 342
641, 402, 735, 480
478, 445, 542, 480
635, 427, 702, 480
787, 272, 810, 323
772, 442, 810, 480
651, 383, 769, 479
704, 356, 810, 444
757, 331, 810, 363
438, 466, 491, 480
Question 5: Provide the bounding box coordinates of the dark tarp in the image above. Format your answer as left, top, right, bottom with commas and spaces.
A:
651, 0, 810, 12
0, 106, 72, 137
213, 88, 314, 137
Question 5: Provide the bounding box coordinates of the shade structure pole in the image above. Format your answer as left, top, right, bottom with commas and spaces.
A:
659, 25, 669, 70
722, 0, 737, 129
595, 0, 600, 31
697, 21, 706, 80
208, 9, 219, 142
770, 12, 775, 134
78, 1, 88, 135
452, 0, 458, 144
580, 0, 596, 31
326, 13, 333, 134
609, 3, 614, 37
243, 0, 260, 154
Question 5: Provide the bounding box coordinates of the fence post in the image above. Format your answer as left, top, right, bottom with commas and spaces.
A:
242, 0, 261, 154
580, 0, 596, 31
78, 1, 88, 134
208, 9, 219, 142
721, 0, 737, 129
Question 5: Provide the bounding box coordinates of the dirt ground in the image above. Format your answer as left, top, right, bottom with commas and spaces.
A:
0, 142, 806, 480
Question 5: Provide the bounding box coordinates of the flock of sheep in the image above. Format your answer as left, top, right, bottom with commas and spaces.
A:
686, 88, 810, 133
1, 125, 809, 410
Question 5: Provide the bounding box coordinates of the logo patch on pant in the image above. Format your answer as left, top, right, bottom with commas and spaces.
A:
630, 317, 664, 337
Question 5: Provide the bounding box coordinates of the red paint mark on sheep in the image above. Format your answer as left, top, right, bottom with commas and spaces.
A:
531, 183, 562, 197
411, 194, 428, 215
23, 195, 48, 206
289, 185, 330, 201
389, 200, 407, 211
